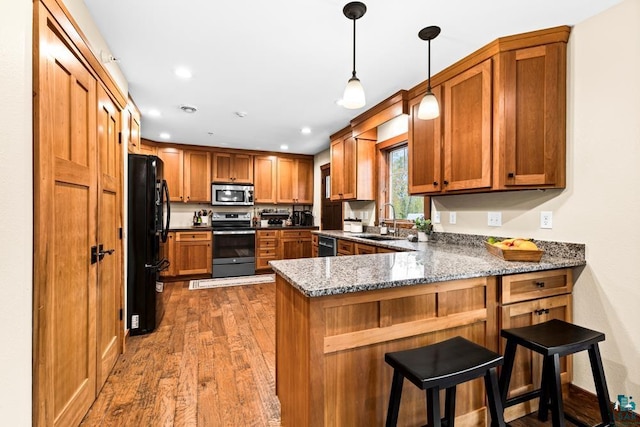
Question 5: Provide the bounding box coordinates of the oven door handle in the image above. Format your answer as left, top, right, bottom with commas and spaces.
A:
213, 230, 256, 235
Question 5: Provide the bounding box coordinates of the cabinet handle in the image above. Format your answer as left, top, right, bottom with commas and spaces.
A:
536, 281, 545, 288
508, 172, 515, 178
443, 180, 449, 185
535, 308, 550, 315
433, 181, 438, 186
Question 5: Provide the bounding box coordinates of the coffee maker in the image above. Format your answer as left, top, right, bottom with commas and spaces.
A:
298, 210, 314, 226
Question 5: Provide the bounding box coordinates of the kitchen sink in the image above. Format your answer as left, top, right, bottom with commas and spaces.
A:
357, 235, 403, 241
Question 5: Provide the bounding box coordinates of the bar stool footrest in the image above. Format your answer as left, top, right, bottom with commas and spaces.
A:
504, 389, 542, 408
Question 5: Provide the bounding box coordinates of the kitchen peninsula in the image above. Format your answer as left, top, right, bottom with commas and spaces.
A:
270, 234, 585, 426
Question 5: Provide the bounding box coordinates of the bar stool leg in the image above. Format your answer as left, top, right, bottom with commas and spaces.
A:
426, 387, 442, 427
444, 386, 456, 427
499, 339, 518, 405
385, 369, 404, 427
485, 367, 506, 427
587, 344, 615, 426
549, 354, 566, 427
538, 356, 553, 421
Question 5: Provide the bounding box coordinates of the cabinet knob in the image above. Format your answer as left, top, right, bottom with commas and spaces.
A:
534, 308, 550, 315
536, 281, 545, 288
508, 172, 515, 178
433, 181, 438, 186
443, 180, 449, 185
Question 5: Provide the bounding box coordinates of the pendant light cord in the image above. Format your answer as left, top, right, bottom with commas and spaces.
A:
352, 18, 357, 77
427, 39, 432, 91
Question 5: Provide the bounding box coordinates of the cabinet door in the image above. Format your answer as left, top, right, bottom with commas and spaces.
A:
212, 152, 233, 183
295, 158, 314, 204
254, 156, 277, 203
276, 157, 296, 203
330, 138, 345, 200
157, 147, 184, 202
126, 108, 140, 154
138, 141, 156, 156
175, 232, 212, 276
354, 243, 376, 255
498, 43, 566, 189
443, 59, 492, 192
184, 150, 211, 203
233, 154, 254, 184
500, 294, 572, 422
342, 137, 357, 199
408, 86, 442, 195
159, 232, 176, 277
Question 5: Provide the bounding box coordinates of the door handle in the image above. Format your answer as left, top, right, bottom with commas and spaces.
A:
91, 245, 114, 263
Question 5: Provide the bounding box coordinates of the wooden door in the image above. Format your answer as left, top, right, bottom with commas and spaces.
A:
408, 86, 442, 194
184, 150, 211, 203
277, 157, 295, 203
342, 137, 357, 199
443, 59, 492, 192
129, 110, 140, 154
96, 84, 122, 390
295, 158, 314, 204
254, 155, 277, 203
157, 147, 184, 202
212, 151, 233, 182
498, 43, 566, 188
233, 153, 254, 183
34, 6, 98, 425
320, 164, 342, 230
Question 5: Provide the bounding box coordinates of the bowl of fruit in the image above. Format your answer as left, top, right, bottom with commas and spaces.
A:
485, 237, 544, 262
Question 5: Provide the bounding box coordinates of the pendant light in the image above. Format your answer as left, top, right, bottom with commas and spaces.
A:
342, 2, 367, 109
417, 26, 441, 120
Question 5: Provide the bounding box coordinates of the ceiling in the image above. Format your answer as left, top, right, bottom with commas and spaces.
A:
84, 0, 620, 155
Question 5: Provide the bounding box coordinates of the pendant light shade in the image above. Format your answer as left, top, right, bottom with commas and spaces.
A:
342, 2, 367, 109
417, 26, 441, 120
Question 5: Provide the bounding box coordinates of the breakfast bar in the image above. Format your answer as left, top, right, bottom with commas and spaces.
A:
269, 235, 586, 426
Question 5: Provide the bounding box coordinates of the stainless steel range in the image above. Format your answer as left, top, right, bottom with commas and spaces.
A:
211, 212, 255, 278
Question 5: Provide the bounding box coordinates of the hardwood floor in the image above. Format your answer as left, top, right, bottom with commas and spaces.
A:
82, 281, 637, 426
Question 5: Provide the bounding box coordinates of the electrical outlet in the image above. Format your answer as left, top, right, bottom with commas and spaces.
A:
540, 211, 553, 229
488, 212, 502, 227
449, 212, 457, 224
433, 211, 441, 224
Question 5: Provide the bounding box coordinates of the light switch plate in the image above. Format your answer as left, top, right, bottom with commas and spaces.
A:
540, 211, 553, 229
449, 212, 457, 224
433, 211, 441, 224
488, 212, 502, 227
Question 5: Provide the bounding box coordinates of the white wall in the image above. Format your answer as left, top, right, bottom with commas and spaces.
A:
0, 0, 33, 424
432, 0, 640, 400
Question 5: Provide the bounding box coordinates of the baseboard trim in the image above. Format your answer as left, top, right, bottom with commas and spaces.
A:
569, 383, 640, 422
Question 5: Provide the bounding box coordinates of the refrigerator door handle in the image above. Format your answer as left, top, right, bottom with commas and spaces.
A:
161, 179, 170, 243
145, 258, 170, 272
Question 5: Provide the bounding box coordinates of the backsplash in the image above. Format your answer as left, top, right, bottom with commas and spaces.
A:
168, 203, 311, 228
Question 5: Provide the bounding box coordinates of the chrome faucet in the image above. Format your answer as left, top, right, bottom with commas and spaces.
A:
383, 203, 398, 236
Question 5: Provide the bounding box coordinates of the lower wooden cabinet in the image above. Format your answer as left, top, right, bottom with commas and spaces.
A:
256, 229, 313, 271
311, 234, 318, 257
281, 230, 312, 259
256, 230, 279, 270
160, 231, 212, 278
337, 239, 354, 255
499, 269, 573, 422
354, 242, 376, 255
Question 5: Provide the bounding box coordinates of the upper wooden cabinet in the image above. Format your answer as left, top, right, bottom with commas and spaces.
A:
157, 147, 211, 203
212, 151, 253, 184
126, 104, 141, 154
330, 131, 375, 201
277, 157, 314, 204
493, 43, 566, 189
139, 140, 156, 156
183, 149, 211, 203
254, 155, 277, 204
408, 26, 570, 196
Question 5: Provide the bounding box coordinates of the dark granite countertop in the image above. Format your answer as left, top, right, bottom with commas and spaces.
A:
270, 231, 586, 298
169, 226, 213, 231
254, 225, 319, 230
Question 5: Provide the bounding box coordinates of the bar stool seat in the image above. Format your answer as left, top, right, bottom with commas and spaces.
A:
385, 336, 506, 427
499, 319, 615, 427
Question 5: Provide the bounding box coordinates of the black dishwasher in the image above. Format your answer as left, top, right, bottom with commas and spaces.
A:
318, 236, 337, 257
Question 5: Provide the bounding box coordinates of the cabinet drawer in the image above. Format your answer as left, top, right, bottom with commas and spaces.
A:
256, 257, 276, 270
257, 230, 278, 239
354, 243, 376, 255
337, 240, 354, 255
258, 248, 278, 258
281, 230, 311, 239
258, 239, 278, 249
500, 268, 573, 304
176, 231, 211, 242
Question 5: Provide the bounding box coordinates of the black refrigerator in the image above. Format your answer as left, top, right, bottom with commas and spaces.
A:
127, 154, 171, 335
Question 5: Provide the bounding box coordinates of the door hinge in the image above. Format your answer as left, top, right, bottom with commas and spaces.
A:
119, 227, 123, 239
119, 308, 123, 321
118, 131, 122, 145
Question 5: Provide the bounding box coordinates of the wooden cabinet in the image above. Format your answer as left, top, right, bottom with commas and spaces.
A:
337, 239, 354, 256
126, 102, 141, 154
157, 147, 211, 203
157, 147, 184, 202
330, 132, 376, 201
256, 229, 279, 271
408, 85, 442, 194
354, 242, 377, 255
281, 230, 312, 260
493, 43, 566, 189
212, 152, 254, 184
498, 268, 573, 422
139, 140, 156, 156
159, 232, 177, 278
254, 155, 277, 204
174, 231, 212, 276
311, 234, 318, 257
183, 150, 211, 203
277, 157, 314, 204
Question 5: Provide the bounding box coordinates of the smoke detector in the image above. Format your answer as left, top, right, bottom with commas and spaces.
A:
180, 105, 197, 114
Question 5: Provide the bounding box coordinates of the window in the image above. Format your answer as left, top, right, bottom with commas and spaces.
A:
386, 145, 423, 220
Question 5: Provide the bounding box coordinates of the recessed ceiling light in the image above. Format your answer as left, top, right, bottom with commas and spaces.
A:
280, 144, 289, 150
235, 111, 248, 118
175, 67, 192, 79
159, 132, 171, 140
180, 105, 197, 113
146, 109, 161, 118
301, 127, 312, 135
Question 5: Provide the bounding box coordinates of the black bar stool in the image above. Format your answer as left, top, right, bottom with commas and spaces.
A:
384, 336, 506, 427
499, 319, 615, 427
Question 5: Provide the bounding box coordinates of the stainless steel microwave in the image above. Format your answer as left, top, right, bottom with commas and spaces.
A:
211, 183, 254, 206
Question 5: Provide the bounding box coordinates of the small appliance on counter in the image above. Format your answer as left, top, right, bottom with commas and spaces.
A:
260, 209, 290, 227
292, 209, 314, 226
